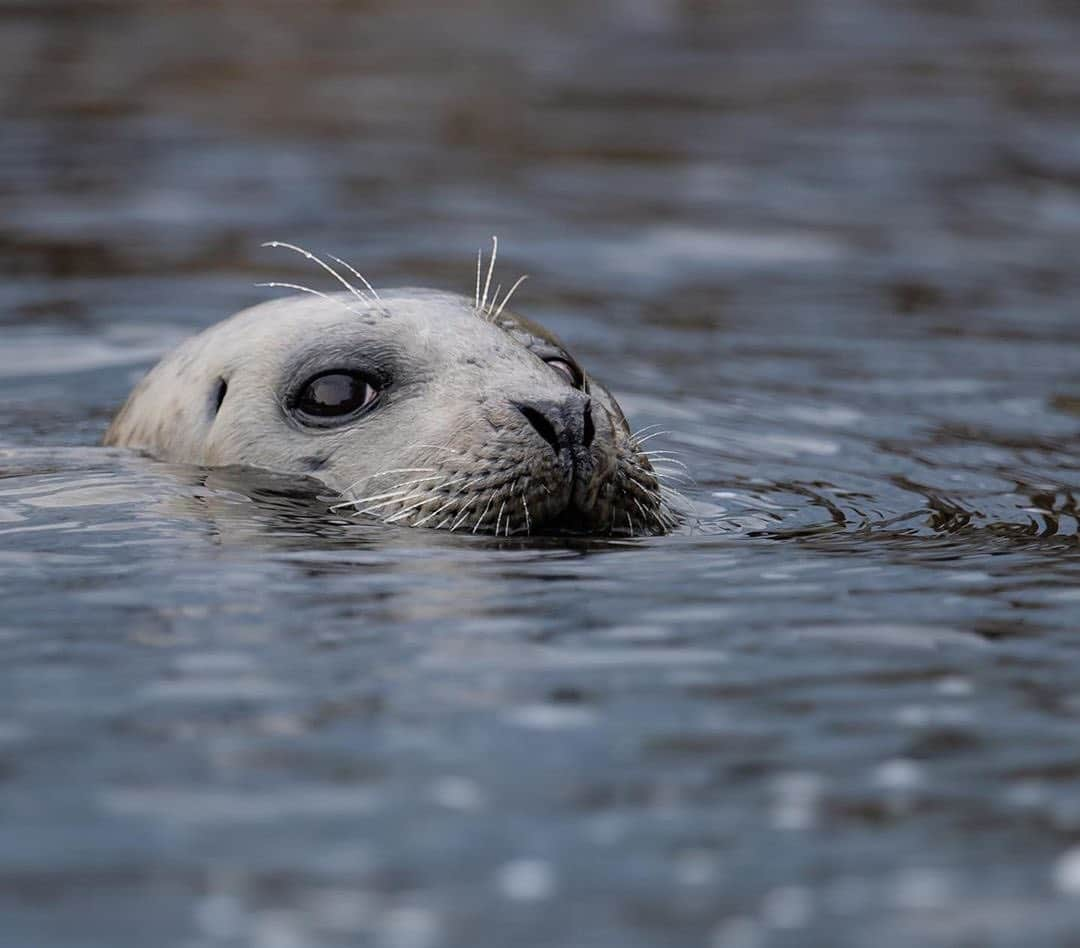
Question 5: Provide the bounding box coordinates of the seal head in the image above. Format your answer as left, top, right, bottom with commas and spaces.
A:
105, 289, 675, 536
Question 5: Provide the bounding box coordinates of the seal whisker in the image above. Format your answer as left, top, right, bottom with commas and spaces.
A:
626, 481, 656, 505
653, 468, 692, 486
353, 488, 439, 518
630, 423, 666, 439
623, 473, 680, 524
480, 235, 498, 319
262, 241, 371, 307
658, 483, 686, 498
330, 487, 414, 512
408, 479, 478, 526
337, 472, 448, 505
521, 490, 532, 536
633, 496, 662, 531
503, 479, 522, 536
326, 252, 381, 303
633, 430, 673, 446
624, 471, 664, 495
255, 282, 366, 317
332, 476, 446, 511
642, 454, 691, 473
379, 472, 471, 518
351, 466, 439, 483
656, 483, 691, 516
383, 489, 452, 524
654, 477, 691, 492
449, 496, 477, 533
475, 247, 483, 311
635, 455, 686, 466
643, 463, 691, 481
340, 467, 438, 497
493, 274, 528, 319
473, 493, 495, 534
421, 485, 474, 529
495, 500, 506, 537
358, 473, 447, 495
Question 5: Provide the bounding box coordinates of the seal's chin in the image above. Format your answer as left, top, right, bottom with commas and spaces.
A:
543, 502, 606, 535
538, 459, 613, 534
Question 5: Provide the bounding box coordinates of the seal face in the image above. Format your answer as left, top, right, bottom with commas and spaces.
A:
105, 286, 676, 536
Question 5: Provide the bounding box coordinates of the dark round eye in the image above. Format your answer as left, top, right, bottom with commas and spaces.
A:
294, 371, 379, 424
545, 358, 583, 389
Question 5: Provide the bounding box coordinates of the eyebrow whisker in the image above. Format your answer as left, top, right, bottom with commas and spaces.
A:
262, 241, 371, 307
475, 247, 483, 311
480, 235, 498, 318
493, 274, 528, 319
326, 252, 381, 302
255, 282, 366, 317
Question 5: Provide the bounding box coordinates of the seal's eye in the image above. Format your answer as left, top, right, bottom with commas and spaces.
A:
294, 371, 379, 424
545, 358, 584, 390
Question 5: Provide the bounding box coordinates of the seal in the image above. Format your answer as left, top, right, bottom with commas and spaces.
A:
105, 242, 678, 536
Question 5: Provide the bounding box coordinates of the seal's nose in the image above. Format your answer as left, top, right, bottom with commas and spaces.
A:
516, 403, 561, 453
514, 396, 593, 454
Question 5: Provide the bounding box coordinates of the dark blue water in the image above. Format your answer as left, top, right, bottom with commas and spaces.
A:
1, 2, 1078, 946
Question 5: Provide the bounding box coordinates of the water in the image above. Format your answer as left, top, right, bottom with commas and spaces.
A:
2, 2, 1079, 946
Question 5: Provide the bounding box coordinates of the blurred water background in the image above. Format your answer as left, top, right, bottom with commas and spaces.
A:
1, 1, 1079, 946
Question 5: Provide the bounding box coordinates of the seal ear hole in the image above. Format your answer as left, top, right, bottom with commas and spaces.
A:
212, 378, 228, 417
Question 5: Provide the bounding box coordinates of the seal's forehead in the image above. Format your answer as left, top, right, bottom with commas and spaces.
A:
223, 289, 479, 350
373, 290, 567, 353
210, 289, 580, 384
233, 289, 567, 350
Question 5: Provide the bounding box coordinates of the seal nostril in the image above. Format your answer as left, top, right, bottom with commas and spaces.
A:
582, 400, 595, 447
516, 404, 561, 454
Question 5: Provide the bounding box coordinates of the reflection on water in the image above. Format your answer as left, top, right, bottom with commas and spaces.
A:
1, 1, 1079, 946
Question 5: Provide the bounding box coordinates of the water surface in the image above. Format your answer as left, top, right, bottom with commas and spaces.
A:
1, 2, 1079, 946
